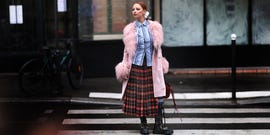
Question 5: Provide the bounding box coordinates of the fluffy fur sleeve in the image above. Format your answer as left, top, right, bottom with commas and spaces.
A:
115, 60, 130, 82
115, 48, 131, 82
149, 21, 164, 50
115, 23, 135, 82
149, 21, 169, 73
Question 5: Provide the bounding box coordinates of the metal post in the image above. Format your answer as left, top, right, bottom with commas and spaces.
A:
231, 34, 237, 100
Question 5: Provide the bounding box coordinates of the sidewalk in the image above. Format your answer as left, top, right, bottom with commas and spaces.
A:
1, 70, 270, 106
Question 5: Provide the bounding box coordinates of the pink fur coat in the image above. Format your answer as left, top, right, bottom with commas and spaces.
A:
115, 20, 169, 98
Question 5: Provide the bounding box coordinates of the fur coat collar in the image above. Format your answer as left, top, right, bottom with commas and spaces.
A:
122, 20, 164, 56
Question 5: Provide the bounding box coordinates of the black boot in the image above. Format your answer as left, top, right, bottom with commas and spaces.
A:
140, 117, 149, 134
153, 102, 173, 135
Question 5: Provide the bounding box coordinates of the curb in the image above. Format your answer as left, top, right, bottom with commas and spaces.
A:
1, 96, 269, 107
169, 67, 270, 75
0, 97, 71, 103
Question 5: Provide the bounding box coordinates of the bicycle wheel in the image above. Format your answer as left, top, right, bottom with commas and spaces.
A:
18, 58, 57, 96
67, 58, 84, 89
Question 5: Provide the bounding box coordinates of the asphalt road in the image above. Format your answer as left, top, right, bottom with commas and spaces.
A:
2, 102, 270, 135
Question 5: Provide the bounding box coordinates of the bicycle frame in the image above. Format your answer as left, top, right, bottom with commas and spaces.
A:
18, 39, 83, 96
43, 47, 71, 73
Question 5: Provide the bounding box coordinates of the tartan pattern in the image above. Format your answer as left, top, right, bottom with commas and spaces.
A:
122, 63, 158, 117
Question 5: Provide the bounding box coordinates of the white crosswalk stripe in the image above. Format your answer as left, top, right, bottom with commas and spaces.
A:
67, 108, 270, 114
58, 130, 270, 135
62, 117, 270, 124
89, 91, 270, 99
58, 107, 270, 135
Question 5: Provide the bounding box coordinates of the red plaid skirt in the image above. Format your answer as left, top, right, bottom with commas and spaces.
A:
122, 64, 158, 117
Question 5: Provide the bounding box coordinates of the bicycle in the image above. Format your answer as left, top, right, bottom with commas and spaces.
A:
18, 39, 84, 96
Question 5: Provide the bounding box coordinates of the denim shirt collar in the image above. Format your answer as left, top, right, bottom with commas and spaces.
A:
135, 20, 148, 28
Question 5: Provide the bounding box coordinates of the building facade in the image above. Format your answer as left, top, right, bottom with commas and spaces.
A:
1, 0, 270, 77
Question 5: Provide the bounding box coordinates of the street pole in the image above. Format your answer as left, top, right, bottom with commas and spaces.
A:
231, 34, 237, 100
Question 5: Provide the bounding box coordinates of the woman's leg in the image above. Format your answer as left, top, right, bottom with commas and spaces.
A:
140, 116, 149, 134
153, 98, 173, 135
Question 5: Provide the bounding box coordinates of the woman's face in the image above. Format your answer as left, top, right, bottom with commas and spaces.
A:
132, 3, 145, 20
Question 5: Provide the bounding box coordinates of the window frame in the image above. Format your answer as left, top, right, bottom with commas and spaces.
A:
78, 0, 155, 41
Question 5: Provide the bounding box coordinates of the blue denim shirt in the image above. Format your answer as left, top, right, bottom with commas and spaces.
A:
132, 20, 153, 66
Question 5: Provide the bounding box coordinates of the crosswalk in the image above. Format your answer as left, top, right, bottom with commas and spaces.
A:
89, 91, 270, 99
58, 105, 270, 135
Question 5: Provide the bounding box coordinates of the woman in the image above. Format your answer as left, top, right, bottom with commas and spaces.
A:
115, 1, 173, 135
